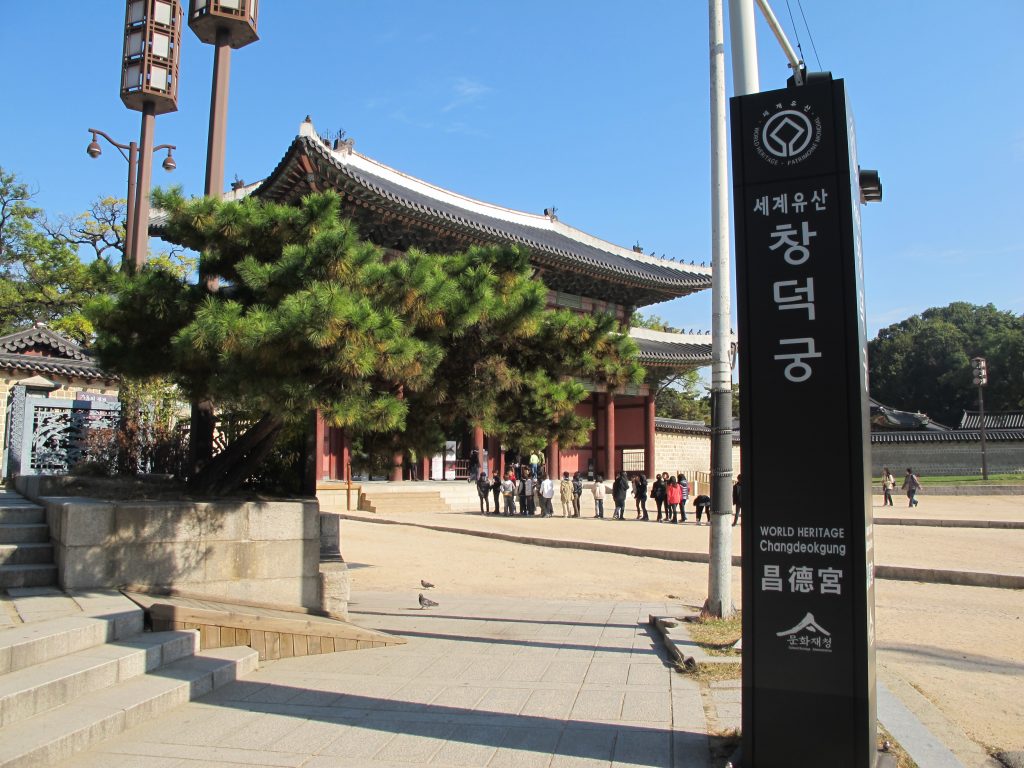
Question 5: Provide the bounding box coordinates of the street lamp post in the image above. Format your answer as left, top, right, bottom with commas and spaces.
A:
971, 356, 989, 479
185, 0, 260, 476
113, 0, 184, 272
85, 129, 176, 271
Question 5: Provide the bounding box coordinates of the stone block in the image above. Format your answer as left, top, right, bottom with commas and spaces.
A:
247, 500, 316, 541
319, 561, 350, 619
56, 501, 115, 547
111, 501, 243, 544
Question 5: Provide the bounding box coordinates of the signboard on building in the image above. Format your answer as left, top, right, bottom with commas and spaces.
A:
732, 75, 876, 767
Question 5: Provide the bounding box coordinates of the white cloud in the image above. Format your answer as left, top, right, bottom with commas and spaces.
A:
441, 77, 491, 113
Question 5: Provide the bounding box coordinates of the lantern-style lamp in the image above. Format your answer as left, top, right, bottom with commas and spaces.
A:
121, 0, 183, 115
187, 0, 259, 48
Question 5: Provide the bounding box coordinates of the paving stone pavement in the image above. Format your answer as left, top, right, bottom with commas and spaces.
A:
53, 591, 716, 767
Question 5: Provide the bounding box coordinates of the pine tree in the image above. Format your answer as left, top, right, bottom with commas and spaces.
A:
90, 189, 642, 494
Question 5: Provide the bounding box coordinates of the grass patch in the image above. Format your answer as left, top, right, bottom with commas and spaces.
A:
878, 724, 919, 768
915, 473, 1024, 485
678, 660, 742, 683
686, 613, 742, 657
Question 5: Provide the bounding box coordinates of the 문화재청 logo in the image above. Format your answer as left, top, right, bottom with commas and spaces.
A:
753, 100, 823, 166
776, 612, 833, 653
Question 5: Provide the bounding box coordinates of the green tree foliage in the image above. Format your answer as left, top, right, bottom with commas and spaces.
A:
90, 189, 640, 493
0, 168, 115, 342
656, 370, 710, 422
869, 302, 1024, 426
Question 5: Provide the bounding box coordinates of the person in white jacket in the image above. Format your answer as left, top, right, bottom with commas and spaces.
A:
591, 474, 606, 518
540, 473, 555, 517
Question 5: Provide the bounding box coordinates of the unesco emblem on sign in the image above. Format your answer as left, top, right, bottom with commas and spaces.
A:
753, 101, 823, 166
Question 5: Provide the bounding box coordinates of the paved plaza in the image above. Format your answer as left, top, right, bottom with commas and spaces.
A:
52, 592, 726, 767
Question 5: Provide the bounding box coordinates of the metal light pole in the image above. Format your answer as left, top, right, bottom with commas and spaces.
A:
972, 356, 989, 479
705, 0, 736, 618
187, 0, 259, 208
86, 129, 176, 271
117, 0, 183, 272
186, 0, 260, 475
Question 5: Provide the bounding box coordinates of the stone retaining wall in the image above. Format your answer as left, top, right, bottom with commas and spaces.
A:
871, 439, 1024, 477
15, 476, 322, 610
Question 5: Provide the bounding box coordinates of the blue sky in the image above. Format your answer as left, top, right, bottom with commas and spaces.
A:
2, 1, 1022, 340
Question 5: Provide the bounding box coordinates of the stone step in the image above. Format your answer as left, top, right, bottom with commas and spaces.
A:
0, 506, 45, 525
0, 630, 197, 728
0, 564, 57, 589
0, 525, 49, 546
0, 544, 53, 566
0, 645, 258, 768
0, 609, 144, 675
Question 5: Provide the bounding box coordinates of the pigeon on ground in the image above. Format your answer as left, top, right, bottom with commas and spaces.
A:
420, 579, 435, 589
419, 593, 439, 609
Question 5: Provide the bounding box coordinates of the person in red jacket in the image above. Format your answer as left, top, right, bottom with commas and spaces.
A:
665, 476, 683, 523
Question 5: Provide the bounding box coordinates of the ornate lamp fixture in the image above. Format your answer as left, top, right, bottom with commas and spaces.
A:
116, 0, 183, 272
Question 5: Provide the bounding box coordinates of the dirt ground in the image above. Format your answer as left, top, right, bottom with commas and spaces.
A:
339, 497, 1023, 756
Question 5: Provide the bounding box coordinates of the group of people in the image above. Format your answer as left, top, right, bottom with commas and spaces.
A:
476, 469, 582, 517
475, 468, 743, 525
881, 466, 922, 507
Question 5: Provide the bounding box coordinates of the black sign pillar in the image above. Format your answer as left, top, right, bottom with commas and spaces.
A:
733, 74, 876, 767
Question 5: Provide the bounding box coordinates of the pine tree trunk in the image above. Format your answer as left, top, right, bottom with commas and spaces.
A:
187, 412, 284, 496
187, 398, 216, 477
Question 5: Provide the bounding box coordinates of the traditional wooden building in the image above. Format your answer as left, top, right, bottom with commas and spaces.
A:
185, 118, 715, 481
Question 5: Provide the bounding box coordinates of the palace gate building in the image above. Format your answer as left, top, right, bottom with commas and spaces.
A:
205, 118, 714, 482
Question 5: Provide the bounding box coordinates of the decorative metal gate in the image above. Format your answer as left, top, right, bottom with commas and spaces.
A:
4, 386, 121, 477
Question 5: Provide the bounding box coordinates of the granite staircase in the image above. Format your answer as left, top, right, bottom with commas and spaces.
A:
0, 491, 56, 589
0, 590, 257, 767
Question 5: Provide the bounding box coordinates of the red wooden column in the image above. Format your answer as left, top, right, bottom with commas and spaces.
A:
605, 392, 616, 480
547, 439, 560, 479
644, 394, 656, 477
315, 410, 328, 481
420, 456, 431, 481
340, 429, 350, 482
487, 435, 500, 477
390, 387, 404, 482
473, 426, 485, 480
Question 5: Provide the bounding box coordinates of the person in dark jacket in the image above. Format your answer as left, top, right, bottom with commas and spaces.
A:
652, 473, 666, 521
612, 472, 630, 520
518, 474, 529, 515
490, 472, 501, 514
571, 472, 584, 517
732, 474, 742, 526
635, 473, 649, 520
476, 472, 491, 513
694, 494, 712, 523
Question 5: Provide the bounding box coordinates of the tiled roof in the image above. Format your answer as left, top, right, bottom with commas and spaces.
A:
630, 327, 714, 366
0, 326, 106, 381
0, 326, 91, 360
655, 417, 710, 435
958, 411, 1024, 430
0, 352, 105, 380
159, 118, 711, 306
870, 429, 1024, 443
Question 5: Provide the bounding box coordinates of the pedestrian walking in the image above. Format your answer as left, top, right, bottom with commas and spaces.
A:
592, 474, 606, 518
902, 468, 922, 507
678, 473, 690, 517
532, 474, 542, 514
476, 472, 491, 514
571, 472, 583, 517
881, 467, 895, 507
732, 473, 742, 526
540, 472, 555, 516
612, 472, 630, 520
518, 474, 529, 515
